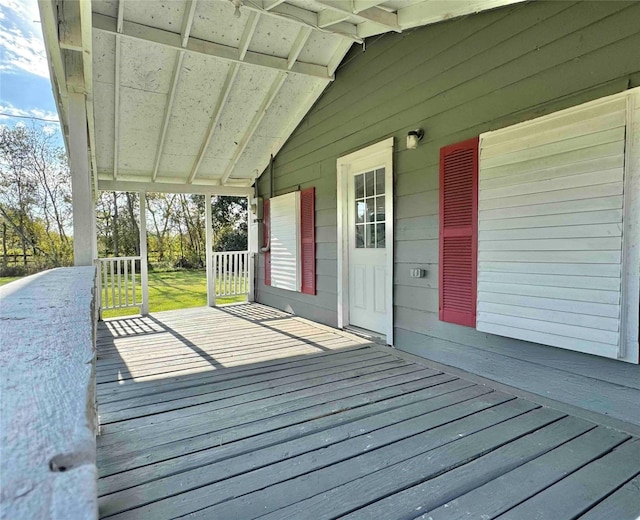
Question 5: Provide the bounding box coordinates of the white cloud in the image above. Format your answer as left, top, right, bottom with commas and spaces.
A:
0, 0, 50, 78
0, 102, 59, 122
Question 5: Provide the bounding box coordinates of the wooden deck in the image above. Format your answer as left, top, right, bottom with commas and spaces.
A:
96, 304, 640, 520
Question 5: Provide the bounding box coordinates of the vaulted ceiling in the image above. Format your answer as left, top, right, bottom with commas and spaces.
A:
39, 0, 524, 195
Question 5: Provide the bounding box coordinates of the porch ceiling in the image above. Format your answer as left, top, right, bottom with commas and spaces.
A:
40, 0, 524, 195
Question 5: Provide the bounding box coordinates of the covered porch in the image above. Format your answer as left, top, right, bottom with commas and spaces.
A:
96, 304, 640, 520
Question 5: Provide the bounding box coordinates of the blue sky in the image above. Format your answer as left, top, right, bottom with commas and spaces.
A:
0, 0, 61, 137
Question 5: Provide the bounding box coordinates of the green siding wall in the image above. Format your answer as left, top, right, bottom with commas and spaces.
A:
256, 1, 640, 352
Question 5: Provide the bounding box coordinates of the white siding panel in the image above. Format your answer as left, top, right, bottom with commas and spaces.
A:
478, 209, 624, 230
480, 127, 625, 169
480, 141, 625, 181
479, 223, 623, 241
477, 302, 620, 332
476, 312, 619, 345
479, 195, 623, 221
478, 98, 627, 359
478, 250, 621, 264
480, 168, 623, 200
478, 261, 621, 278
474, 322, 620, 359
270, 191, 301, 292
480, 154, 625, 190
478, 292, 620, 319
478, 272, 621, 291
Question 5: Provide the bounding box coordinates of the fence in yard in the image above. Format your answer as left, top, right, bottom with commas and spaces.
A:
96, 257, 144, 313
211, 251, 250, 298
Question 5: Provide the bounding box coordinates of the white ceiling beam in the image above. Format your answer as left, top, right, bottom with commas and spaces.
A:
317, 9, 350, 28
116, 0, 125, 32
221, 73, 287, 184
313, 0, 400, 33
78, 0, 98, 196
92, 13, 332, 80
180, 0, 198, 47
352, 0, 387, 14
239, 11, 260, 60
113, 41, 121, 179
264, 0, 287, 10
98, 178, 254, 196
152, 0, 198, 181
328, 39, 353, 76
287, 26, 313, 70
187, 65, 240, 184
240, 0, 361, 42
58, 0, 83, 51
112, 0, 124, 180
188, 6, 262, 184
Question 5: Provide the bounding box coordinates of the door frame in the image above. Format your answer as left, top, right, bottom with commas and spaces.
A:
337, 137, 394, 345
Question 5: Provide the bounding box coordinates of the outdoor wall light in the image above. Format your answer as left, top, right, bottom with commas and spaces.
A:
406, 129, 424, 150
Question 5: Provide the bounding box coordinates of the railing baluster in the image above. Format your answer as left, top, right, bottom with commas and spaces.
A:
117, 259, 122, 307
110, 260, 116, 308
214, 254, 219, 297
102, 261, 108, 309
131, 258, 137, 307
244, 252, 248, 294
232, 253, 237, 295
224, 254, 228, 296
124, 260, 129, 307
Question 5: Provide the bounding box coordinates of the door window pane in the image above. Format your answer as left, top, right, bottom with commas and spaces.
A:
356, 201, 365, 223
355, 174, 364, 199
356, 225, 364, 248
375, 168, 385, 195
365, 170, 375, 197
376, 223, 385, 248
366, 224, 376, 248
375, 196, 385, 221
365, 198, 375, 222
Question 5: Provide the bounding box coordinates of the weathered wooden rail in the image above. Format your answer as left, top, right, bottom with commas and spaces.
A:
0, 267, 99, 519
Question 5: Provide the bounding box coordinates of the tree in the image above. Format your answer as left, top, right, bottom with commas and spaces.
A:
0, 125, 72, 273
210, 196, 247, 252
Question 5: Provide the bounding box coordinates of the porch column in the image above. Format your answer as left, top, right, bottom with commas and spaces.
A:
68, 93, 93, 266
247, 196, 258, 302
205, 194, 216, 307
139, 192, 149, 315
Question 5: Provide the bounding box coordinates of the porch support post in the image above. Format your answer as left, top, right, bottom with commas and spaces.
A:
68, 93, 93, 266
139, 191, 149, 315
247, 195, 258, 302
205, 193, 216, 307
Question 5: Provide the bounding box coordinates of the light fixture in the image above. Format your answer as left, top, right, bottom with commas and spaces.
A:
406, 129, 424, 150
230, 0, 243, 18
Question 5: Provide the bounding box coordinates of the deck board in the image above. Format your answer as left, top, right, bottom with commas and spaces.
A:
95, 304, 640, 520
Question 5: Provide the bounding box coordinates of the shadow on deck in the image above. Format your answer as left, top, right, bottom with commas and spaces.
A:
95, 304, 640, 520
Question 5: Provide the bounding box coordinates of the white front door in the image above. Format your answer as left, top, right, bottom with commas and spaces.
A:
338, 137, 394, 343
348, 165, 388, 333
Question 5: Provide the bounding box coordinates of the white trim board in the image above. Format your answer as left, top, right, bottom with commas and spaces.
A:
337, 137, 394, 345
478, 87, 640, 364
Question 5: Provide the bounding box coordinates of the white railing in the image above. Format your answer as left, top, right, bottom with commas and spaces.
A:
212, 251, 250, 298
96, 256, 143, 312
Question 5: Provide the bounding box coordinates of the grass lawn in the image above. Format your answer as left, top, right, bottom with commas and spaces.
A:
102, 269, 246, 318
0, 276, 22, 286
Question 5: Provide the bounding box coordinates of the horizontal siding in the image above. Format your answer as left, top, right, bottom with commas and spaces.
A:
256, 0, 640, 356
477, 98, 626, 358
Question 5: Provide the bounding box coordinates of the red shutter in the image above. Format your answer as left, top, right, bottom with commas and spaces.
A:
439, 137, 479, 327
300, 187, 316, 295
263, 199, 271, 286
